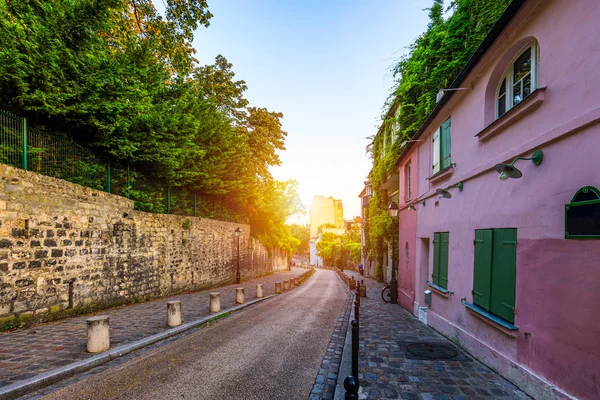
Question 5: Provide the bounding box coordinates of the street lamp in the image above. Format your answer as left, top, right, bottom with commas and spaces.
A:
235, 227, 242, 284
388, 201, 399, 304
340, 239, 345, 272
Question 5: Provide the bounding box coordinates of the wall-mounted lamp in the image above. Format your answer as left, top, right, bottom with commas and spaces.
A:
407, 204, 416, 211
436, 188, 452, 199
494, 150, 543, 181
457, 182, 464, 192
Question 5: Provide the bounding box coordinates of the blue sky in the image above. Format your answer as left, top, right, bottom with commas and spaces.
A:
191, 1, 433, 222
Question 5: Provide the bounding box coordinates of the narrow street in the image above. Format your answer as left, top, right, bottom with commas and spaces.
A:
34, 270, 346, 400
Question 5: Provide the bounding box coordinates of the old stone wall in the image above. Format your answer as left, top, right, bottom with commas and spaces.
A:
0, 164, 287, 324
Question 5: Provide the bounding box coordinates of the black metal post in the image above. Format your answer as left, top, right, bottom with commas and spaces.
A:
344, 376, 359, 400
236, 234, 241, 284
351, 319, 359, 380
390, 215, 399, 304
354, 298, 359, 324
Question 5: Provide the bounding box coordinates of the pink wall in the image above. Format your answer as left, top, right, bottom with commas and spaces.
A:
397, 146, 418, 312
413, 1, 600, 398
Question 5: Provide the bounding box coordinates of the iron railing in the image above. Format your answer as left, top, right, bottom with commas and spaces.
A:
0, 109, 245, 222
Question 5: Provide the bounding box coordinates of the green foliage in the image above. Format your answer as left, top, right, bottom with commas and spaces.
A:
289, 224, 310, 255
0, 0, 300, 251
365, 0, 511, 281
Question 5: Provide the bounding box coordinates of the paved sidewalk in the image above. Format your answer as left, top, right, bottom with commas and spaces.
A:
341, 271, 529, 400
0, 268, 307, 388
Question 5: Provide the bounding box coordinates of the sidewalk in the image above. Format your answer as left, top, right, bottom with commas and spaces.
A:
0, 268, 307, 389
340, 271, 529, 400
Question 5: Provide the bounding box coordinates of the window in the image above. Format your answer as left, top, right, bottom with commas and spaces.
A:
432, 118, 451, 174
496, 44, 538, 119
473, 228, 517, 323
405, 162, 412, 201
432, 232, 449, 289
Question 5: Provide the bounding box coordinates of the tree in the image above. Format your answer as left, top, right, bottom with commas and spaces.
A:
289, 224, 310, 255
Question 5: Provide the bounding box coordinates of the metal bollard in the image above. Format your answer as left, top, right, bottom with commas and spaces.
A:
351, 319, 359, 380
355, 298, 360, 324
87, 315, 110, 353
344, 375, 359, 400
210, 292, 221, 312
275, 282, 282, 294
167, 300, 182, 327
256, 284, 263, 298
236, 287, 245, 304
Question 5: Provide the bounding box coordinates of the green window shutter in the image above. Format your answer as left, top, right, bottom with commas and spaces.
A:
490, 228, 517, 324
432, 129, 440, 173
440, 118, 451, 170
439, 232, 449, 289
432, 233, 441, 285
473, 229, 493, 310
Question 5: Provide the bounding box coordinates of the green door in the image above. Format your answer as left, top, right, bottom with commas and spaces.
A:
490, 228, 517, 323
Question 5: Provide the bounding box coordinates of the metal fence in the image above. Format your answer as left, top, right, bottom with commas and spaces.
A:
0, 109, 244, 222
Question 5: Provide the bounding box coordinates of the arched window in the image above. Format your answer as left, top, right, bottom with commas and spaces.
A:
496, 42, 539, 119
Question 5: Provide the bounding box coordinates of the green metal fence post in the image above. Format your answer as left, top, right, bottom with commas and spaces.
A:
106, 156, 111, 193
194, 193, 197, 217
22, 118, 28, 170
127, 163, 130, 199
167, 187, 171, 214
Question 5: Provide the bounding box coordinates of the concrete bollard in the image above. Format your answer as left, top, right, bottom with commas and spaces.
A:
275, 282, 282, 294
283, 280, 290, 291
349, 278, 356, 290
256, 284, 264, 298
290, 278, 295, 289
87, 315, 110, 353
210, 292, 221, 312
167, 300, 182, 327
236, 287, 245, 304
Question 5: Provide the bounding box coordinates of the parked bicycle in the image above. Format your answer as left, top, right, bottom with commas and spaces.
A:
381, 284, 392, 303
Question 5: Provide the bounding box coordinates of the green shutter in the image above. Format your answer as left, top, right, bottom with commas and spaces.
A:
440, 118, 451, 169
439, 232, 449, 289
490, 228, 517, 323
473, 229, 493, 310
432, 233, 441, 285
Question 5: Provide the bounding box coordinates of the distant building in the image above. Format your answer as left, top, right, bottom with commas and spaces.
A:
309, 195, 343, 239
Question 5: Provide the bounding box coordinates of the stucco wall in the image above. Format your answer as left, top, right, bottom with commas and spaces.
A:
0, 164, 287, 325
413, 1, 600, 399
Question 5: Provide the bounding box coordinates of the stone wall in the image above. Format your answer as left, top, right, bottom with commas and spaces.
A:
0, 164, 287, 324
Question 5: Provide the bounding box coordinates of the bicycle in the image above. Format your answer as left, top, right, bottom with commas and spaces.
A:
381, 285, 392, 303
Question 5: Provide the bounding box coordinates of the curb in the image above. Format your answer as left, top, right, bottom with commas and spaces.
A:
0, 294, 277, 400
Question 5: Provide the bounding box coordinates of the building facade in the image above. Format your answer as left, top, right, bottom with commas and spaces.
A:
309, 195, 344, 240
397, 1, 600, 399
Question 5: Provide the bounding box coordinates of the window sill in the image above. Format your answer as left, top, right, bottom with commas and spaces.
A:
428, 282, 451, 298
428, 166, 454, 184
476, 87, 546, 142
463, 301, 518, 338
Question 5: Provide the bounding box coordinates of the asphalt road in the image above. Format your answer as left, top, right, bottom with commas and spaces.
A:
39, 269, 346, 400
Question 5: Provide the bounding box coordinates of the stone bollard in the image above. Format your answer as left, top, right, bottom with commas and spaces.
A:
283, 280, 290, 291
256, 284, 264, 298
236, 288, 245, 304
210, 292, 221, 312
290, 278, 295, 289
167, 300, 182, 327
87, 315, 110, 353
349, 277, 356, 290
275, 282, 282, 294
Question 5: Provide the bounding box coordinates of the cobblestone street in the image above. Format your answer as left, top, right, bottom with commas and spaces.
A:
342, 271, 529, 400
0, 268, 307, 388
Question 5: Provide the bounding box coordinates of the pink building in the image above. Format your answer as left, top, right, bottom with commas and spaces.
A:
399, 1, 600, 398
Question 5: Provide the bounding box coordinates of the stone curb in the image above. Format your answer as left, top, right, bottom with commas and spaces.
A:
0, 294, 278, 400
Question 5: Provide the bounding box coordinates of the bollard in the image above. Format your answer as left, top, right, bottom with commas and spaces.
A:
210, 292, 221, 312
344, 375, 360, 400
87, 315, 110, 353
349, 277, 356, 290
275, 282, 282, 294
167, 300, 182, 327
354, 298, 360, 324
236, 287, 245, 304
361, 280, 366, 297
290, 278, 295, 289
256, 284, 263, 298
283, 280, 290, 291
351, 319, 359, 379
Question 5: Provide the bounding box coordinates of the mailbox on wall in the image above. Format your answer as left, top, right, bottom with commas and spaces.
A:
565, 186, 600, 239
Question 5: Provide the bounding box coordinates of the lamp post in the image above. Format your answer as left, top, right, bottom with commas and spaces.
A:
340, 239, 345, 272
235, 227, 241, 284
388, 201, 399, 304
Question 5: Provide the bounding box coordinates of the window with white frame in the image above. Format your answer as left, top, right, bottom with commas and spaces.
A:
496, 43, 538, 119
